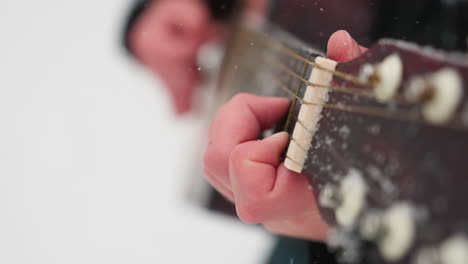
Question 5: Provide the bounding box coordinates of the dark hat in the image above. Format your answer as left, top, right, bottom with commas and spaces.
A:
121, 0, 240, 58
121, 0, 151, 56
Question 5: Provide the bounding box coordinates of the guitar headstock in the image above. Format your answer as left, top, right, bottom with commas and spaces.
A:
216, 16, 468, 263
296, 39, 468, 264
337, 39, 468, 127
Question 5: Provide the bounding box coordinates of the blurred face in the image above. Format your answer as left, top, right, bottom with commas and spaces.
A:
129, 0, 223, 114
130, 0, 219, 65
127, 0, 269, 114
129, 0, 268, 67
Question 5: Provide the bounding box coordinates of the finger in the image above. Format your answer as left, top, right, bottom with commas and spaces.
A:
262, 165, 330, 241
327, 30, 367, 62
229, 132, 289, 201
204, 94, 290, 194
204, 169, 234, 202
229, 133, 325, 230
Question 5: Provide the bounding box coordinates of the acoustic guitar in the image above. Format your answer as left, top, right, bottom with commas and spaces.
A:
211, 0, 468, 264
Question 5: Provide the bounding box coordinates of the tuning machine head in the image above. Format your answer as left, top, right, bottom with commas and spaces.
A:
405, 68, 463, 124
413, 235, 468, 264
439, 235, 468, 264
319, 169, 368, 228
358, 203, 416, 262
359, 54, 404, 103
378, 203, 416, 261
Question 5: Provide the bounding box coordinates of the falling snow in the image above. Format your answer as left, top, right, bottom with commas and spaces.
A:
338, 125, 351, 139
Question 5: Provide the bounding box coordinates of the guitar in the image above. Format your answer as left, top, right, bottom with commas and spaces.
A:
211, 0, 468, 263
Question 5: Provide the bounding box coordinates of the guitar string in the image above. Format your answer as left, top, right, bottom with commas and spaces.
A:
245, 27, 413, 105
290, 137, 309, 153
274, 78, 423, 124
242, 27, 369, 87
284, 155, 303, 166
253, 48, 415, 118
279, 70, 311, 167
237, 26, 466, 131
270, 58, 412, 105
282, 53, 310, 134
232, 38, 421, 124
264, 57, 413, 116
274, 78, 468, 131
271, 59, 378, 99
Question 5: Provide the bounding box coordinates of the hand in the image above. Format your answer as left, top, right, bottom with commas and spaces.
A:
204, 93, 330, 241
204, 31, 366, 241
129, 0, 222, 114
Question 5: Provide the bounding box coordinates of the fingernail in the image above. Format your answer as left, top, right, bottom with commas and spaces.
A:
267, 131, 289, 140
264, 132, 290, 152
343, 31, 361, 59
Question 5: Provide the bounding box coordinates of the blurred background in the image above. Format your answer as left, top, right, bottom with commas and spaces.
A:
0, 1, 273, 263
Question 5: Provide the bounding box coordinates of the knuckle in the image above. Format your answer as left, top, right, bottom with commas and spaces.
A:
263, 222, 287, 237
229, 143, 248, 165
236, 200, 266, 224
230, 93, 254, 104
203, 147, 219, 180
263, 222, 279, 234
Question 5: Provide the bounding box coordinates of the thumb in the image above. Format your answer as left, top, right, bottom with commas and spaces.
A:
327, 30, 367, 62
228, 132, 289, 222
229, 132, 289, 198
232, 131, 289, 167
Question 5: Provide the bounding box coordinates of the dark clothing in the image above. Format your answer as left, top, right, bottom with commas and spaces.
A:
266, 237, 339, 264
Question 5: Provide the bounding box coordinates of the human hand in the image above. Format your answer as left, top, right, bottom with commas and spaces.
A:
203, 30, 366, 241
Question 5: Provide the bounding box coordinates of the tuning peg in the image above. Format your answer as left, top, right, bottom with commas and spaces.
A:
423, 68, 462, 124
319, 184, 341, 209
440, 235, 468, 264
335, 169, 368, 228
405, 68, 463, 124
358, 203, 417, 261
359, 211, 384, 241
413, 246, 440, 264
319, 169, 367, 228
413, 235, 468, 264
378, 203, 416, 261
359, 54, 404, 102
405, 76, 432, 103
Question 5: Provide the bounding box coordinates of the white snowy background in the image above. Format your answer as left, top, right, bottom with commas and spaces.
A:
0, 1, 273, 263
